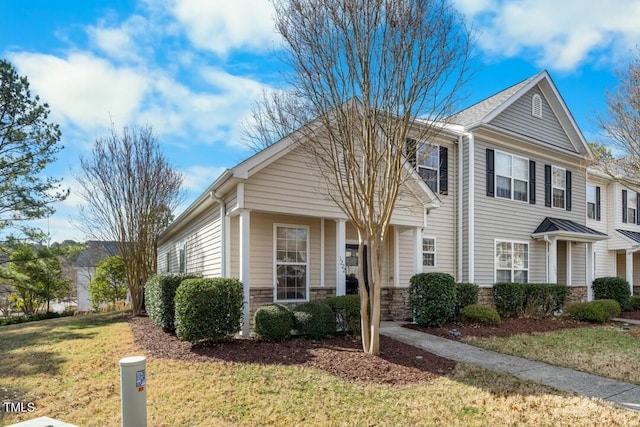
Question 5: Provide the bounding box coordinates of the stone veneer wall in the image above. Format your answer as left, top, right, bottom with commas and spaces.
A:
566, 286, 587, 304
634, 286, 640, 296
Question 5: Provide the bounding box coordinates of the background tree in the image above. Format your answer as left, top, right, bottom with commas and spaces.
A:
2, 244, 70, 314
0, 59, 67, 236
88, 255, 127, 311
76, 125, 183, 315
246, 0, 471, 354
596, 51, 640, 187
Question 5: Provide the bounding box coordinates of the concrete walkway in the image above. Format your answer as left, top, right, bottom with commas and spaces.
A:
380, 321, 640, 412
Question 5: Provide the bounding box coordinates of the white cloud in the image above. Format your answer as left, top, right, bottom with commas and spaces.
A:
9, 52, 149, 130
87, 15, 150, 62
170, 0, 278, 55
181, 165, 227, 192
455, 0, 640, 70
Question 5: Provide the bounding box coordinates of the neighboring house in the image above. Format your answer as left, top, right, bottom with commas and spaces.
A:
75, 241, 119, 311
157, 70, 609, 333
587, 168, 640, 295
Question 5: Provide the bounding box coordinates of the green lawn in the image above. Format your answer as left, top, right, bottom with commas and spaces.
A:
466, 323, 640, 385
1, 314, 639, 426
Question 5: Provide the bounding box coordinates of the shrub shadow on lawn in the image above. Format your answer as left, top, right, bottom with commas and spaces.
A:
130, 316, 455, 385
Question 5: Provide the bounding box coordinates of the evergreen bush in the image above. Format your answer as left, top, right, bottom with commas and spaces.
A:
323, 295, 361, 334
460, 304, 501, 326
145, 273, 200, 332
592, 277, 631, 311
292, 301, 336, 339
174, 278, 244, 343
254, 304, 294, 341
409, 272, 457, 327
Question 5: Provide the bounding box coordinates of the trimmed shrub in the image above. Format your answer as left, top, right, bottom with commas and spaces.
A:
174, 278, 244, 343
145, 273, 200, 332
523, 284, 568, 317
455, 282, 479, 314
493, 282, 526, 317
460, 304, 501, 326
592, 277, 631, 311
592, 299, 622, 319
323, 295, 361, 334
0, 311, 68, 327
630, 295, 640, 311
565, 301, 608, 323
254, 304, 294, 341
292, 301, 336, 339
409, 272, 457, 327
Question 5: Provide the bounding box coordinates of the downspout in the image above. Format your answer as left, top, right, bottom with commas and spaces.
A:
457, 134, 463, 281
210, 191, 227, 277
467, 132, 475, 283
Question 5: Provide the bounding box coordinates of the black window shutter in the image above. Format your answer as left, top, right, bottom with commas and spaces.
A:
636, 193, 640, 225
595, 186, 601, 221
439, 146, 448, 195
566, 170, 572, 211
544, 165, 551, 207
405, 138, 417, 167
622, 189, 628, 223
529, 160, 536, 204
486, 149, 495, 197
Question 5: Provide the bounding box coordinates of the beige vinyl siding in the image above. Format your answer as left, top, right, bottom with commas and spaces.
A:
473, 137, 587, 286
587, 179, 616, 278
398, 228, 416, 287
423, 139, 457, 278
244, 145, 424, 227
157, 206, 222, 277
461, 136, 470, 281
557, 241, 567, 285
324, 220, 336, 288
617, 253, 626, 279
490, 87, 575, 153
572, 243, 586, 285
634, 253, 640, 286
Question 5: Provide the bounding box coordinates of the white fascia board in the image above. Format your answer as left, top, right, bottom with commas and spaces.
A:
530, 231, 609, 243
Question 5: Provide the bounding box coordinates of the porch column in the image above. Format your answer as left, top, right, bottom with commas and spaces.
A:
336, 219, 346, 296
547, 237, 558, 283
414, 227, 423, 274
320, 219, 325, 287
586, 242, 594, 301
566, 241, 572, 286
239, 209, 251, 337
394, 227, 400, 287
627, 249, 634, 295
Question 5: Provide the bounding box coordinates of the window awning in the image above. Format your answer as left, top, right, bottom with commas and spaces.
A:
531, 217, 608, 242
616, 229, 640, 246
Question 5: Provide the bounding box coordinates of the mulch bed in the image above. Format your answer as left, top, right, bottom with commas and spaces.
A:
404, 317, 595, 339
129, 316, 455, 385
618, 311, 640, 320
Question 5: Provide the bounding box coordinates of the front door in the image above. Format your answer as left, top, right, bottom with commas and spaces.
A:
345, 244, 368, 295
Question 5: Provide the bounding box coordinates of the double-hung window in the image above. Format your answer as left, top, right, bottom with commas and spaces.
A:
417, 145, 439, 193
495, 151, 528, 201
275, 225, 309, 301
629, 192, 637, 224
552, 166, 566, 209
422, 237, 435, 268
495, 240, 529, 283
587, 185, 597, 219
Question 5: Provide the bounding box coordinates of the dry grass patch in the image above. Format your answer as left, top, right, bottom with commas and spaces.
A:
1, 314, 639, 426
467, 324, 640, 384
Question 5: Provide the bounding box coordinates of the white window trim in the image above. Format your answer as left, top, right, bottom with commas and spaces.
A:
551, 165, 566, 209
417, 143, 439, 193
532, 94, 542, 118
586, 184, 597, 220
422, 236, 436, 268
273, 223, 310, 303
495, 149, 529, 203
494, 239, 530, 283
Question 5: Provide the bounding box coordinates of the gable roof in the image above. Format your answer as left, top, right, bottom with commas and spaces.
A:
448, 70, 592, 157
76, 241, 119, 267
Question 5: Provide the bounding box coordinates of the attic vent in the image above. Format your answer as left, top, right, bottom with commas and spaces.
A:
532, 94, 542, 118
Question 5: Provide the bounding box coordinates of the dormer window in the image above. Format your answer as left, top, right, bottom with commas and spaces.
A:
532, 94, 542, 118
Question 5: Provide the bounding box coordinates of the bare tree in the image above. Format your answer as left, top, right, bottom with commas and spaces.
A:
76, 125, 183, 315
596, 51, 640, 188
249, 0, 471, 354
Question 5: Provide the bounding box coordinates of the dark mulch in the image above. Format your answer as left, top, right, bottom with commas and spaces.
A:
129, 316, 455, 385
404, 317, 594, 339
619, 311, 640, 320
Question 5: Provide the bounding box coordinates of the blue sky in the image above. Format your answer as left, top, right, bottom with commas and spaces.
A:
1, 0, 638, 242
